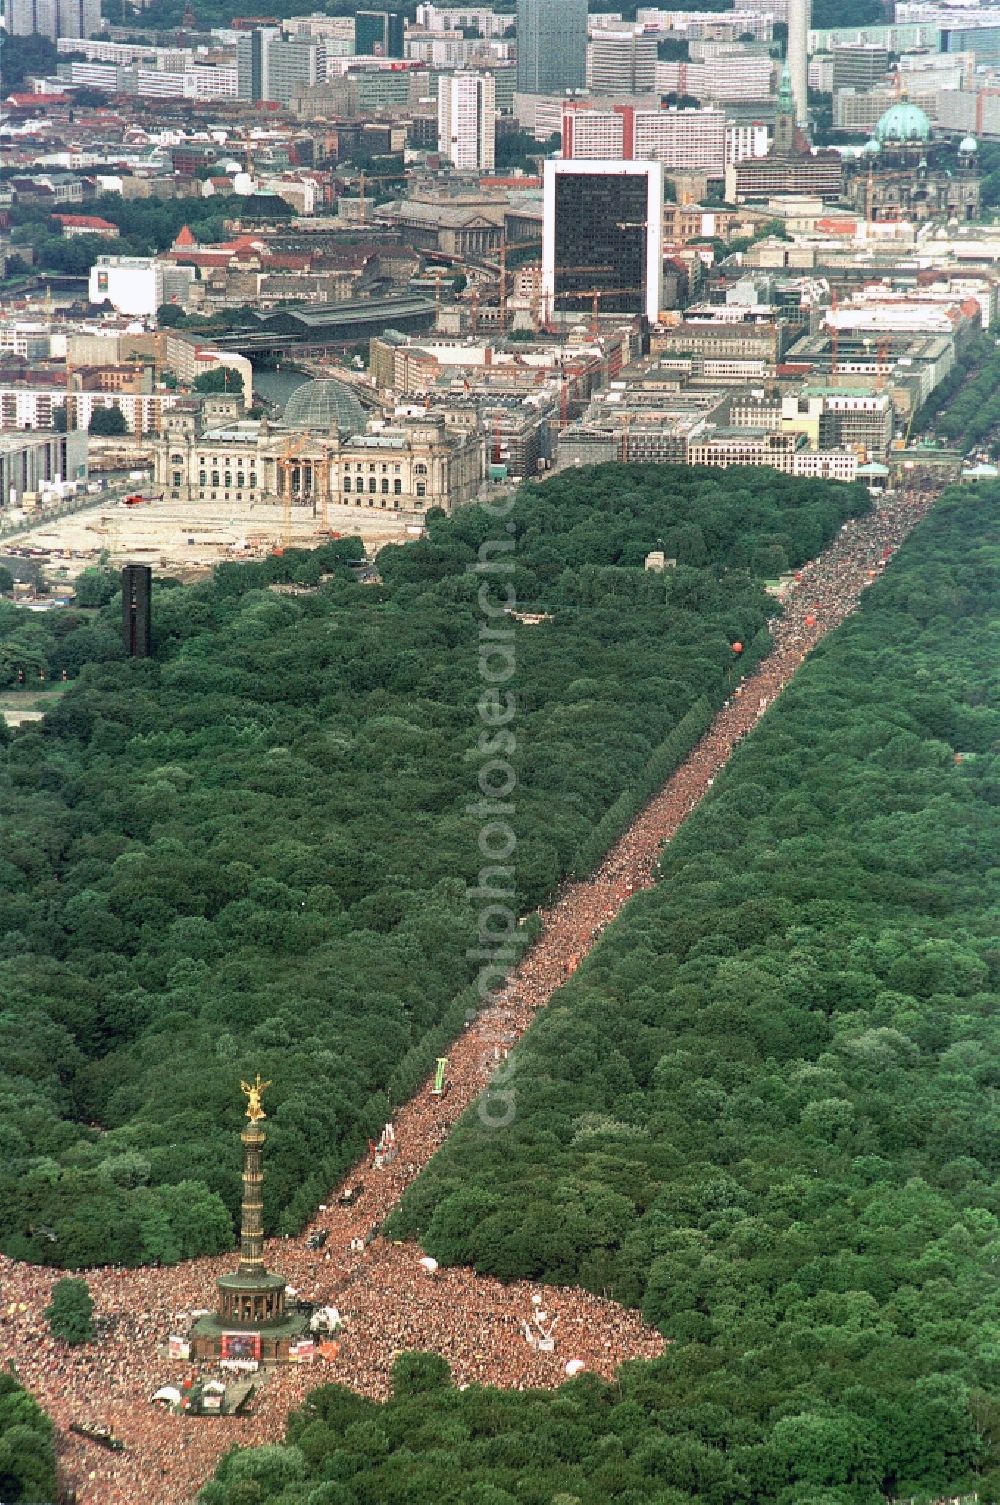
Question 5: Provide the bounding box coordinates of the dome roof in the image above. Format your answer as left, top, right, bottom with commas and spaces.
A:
863, 137, 881, 154
282, 378, 366, 435
874, 102, 932, 143
959, 135, 978, 153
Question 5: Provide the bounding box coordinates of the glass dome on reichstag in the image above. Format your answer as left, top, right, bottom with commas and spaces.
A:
874, 102, 933, 144
283, 378, 366, 436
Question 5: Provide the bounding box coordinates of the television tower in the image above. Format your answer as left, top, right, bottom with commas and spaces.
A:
787, 0, 810, 129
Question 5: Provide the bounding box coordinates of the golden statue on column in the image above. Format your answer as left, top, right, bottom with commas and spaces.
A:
241, 1073, 271, 1123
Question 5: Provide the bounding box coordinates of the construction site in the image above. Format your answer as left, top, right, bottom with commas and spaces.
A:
2, 489, 425, 584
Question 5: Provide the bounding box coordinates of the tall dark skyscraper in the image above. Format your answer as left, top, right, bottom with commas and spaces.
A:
542, 159, 663, 323
516, 0, 586, 94
122, 564, 152, 659
355, 10, 404, 57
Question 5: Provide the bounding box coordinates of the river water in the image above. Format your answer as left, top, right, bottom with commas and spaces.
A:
251, 365, 309, 412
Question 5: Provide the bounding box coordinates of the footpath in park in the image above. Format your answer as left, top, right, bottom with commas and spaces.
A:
0, 483, 941, 1505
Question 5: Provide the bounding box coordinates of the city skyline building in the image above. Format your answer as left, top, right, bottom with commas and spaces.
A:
236, 28, 324, 104
561, 103, 728, 177
236, 25, 280, 102
587, 29, 658, 93
6, 0, 99, 40
438, 71, 497, 172
542, 158, 663, 325
787, 0, 810, 126
355, 9, 405, 57
264, 35, 326, 104
516, 0, 587, 94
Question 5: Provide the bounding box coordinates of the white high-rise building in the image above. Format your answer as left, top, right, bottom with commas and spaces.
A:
634, 107, 727, 174
725, 122, 771, 165
586, 30, 658, 93
262, 36, 326, 104
787, 0, 810, 126
235, 27, 323, 103
655, 51, 774, 100
438, 71, 496, 171
7, 0, 99, 39
561, 104, 728, 177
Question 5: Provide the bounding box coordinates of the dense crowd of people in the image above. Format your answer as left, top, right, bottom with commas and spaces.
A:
0, 485, 940, 1505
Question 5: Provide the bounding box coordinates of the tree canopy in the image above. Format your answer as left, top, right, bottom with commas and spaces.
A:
0, 1372, 56, 1505
45, 1275, 95, 1345
0, 465, 866, 1269
388, 485, 1000, 1505
193, 367, 245, 395
89, 406, 130, 436
920, 333, 1000, 451
8, 192, 289, 280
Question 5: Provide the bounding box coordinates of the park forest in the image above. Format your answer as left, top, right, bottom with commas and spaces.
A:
385, 484, 998, 1505
0, 465, 865, 1268
203, 484, 999, 1505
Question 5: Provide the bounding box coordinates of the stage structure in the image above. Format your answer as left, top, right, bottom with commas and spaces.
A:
523, 1293, 559, 1353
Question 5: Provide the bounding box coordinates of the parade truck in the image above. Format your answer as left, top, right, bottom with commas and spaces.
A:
309, 1305, 343, 1336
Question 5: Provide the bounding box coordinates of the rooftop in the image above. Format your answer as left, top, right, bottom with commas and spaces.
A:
199, 423, 262, 441
874, 101, 933, 144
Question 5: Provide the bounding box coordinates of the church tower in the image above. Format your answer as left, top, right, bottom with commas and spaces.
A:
774, 64, 797, 155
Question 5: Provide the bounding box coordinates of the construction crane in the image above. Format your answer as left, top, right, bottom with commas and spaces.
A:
423, 265, 450, 326
829, 289, 839, 377
551, 282, 645, 333
496, 235, 542, 335
498, 238, 510, 335
875, 334, 891, 390
276, 433, 330, 551
490, 407, 504, 466
546, 267, 628, 327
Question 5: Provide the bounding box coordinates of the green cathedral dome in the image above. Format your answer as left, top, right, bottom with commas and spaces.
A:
874, 102, 933, 144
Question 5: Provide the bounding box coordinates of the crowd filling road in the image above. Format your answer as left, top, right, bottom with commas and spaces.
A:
0, 485, 941, 1505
